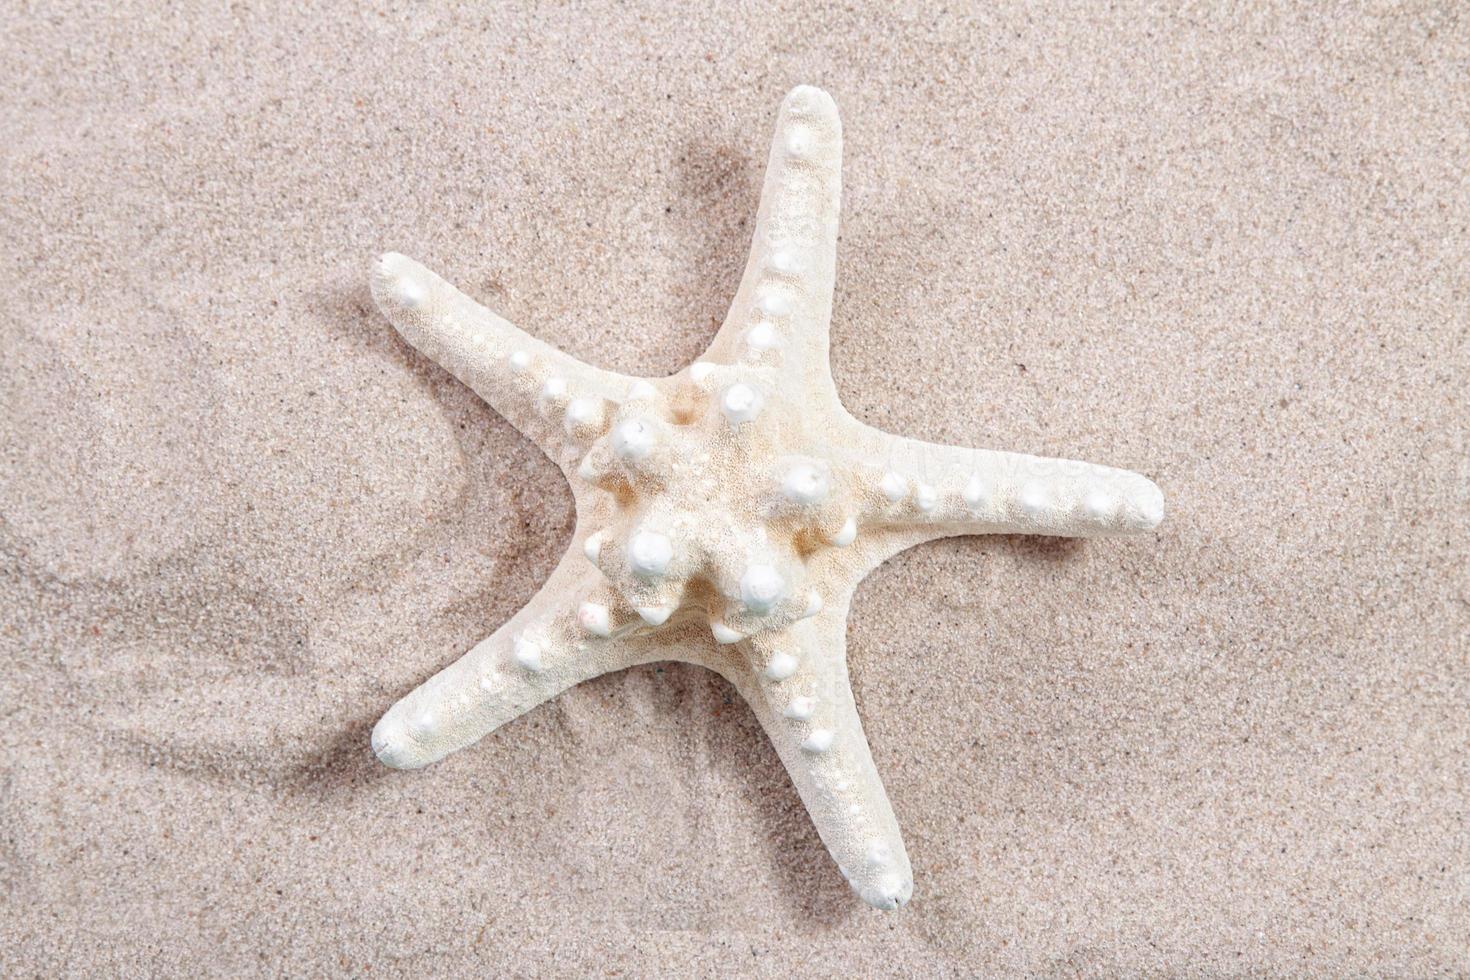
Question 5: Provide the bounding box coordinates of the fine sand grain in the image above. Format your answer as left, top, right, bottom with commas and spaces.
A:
2, 2, 1467, 976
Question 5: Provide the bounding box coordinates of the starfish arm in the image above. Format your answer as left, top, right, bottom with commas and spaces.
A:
843, 430, 1166, 540
739, 598, 913, 909
699, 86, 843, 398
371, 558, 650, 770
372, 251, 641, 470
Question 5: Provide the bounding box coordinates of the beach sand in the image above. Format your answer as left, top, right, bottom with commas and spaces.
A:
2, 2, 1466, 975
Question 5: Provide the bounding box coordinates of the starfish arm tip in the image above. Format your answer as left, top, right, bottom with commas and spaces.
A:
1133, 476, 1166, 530
783, 83, 837, 114
1083, 470, 1164, 533
858, 874, 914, 911
370, 711, 433, 770
370, 251, 426, 316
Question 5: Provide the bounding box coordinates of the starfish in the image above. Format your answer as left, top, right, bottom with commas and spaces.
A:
368, 85, 1164, 910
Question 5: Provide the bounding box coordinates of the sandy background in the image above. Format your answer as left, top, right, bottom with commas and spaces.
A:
3, 1, 1467, 976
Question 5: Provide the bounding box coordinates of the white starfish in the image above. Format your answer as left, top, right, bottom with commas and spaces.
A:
368, 86, 1164, 910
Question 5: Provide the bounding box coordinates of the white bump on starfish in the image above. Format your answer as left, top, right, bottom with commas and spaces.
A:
393, 276, 427, 310
962, 474, 988, 510
831, 516, 858, 547
746, 321, 779, 351
564, 397, 603, 435
627, 530, 673, 578
582, 531, 604, 563
577, 602, 611, 637
1083, 487, 1116, 521
739, 564, 786, 613
880, 471, 907, 503
914, 483, 937, 512
782, 462, 829, 505
801, 729, 834, 753
720, 383, 763, 426
368, 86, 1164, 912
1019, 481, 1049, 517
783, 696, 816, 721
610, 416, 657, 464
769, 249, 802, 275
764, 651, 798, 681
512, 635, 543, 672
636, 604, 674, 626
758, 290, 792, 317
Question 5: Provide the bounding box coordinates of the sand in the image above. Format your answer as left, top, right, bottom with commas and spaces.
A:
2, 2, 1467, 975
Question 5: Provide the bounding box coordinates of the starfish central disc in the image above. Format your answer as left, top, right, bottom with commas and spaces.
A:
570, 360, 851, 644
